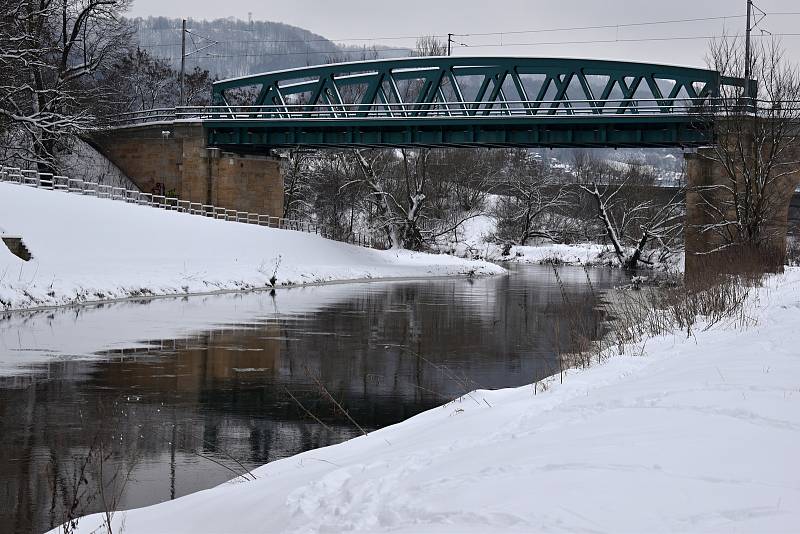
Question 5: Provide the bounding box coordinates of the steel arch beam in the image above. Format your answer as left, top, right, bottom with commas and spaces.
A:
203, 56, 753, 149
212, 56, 749, 108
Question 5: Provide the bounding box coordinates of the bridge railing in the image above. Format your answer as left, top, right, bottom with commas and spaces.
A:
106, 108, 180, 126
201, 98, 712, 118
0, 166, 385, 250
104, 97, 752, 128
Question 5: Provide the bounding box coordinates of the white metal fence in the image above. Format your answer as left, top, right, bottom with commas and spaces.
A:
0, 166, 384, 249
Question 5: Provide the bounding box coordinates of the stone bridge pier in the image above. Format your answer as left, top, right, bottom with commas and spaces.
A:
685, 141, 800, 275
87, 123, 284, 217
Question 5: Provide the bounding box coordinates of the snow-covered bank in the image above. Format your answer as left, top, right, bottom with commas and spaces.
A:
0, 183, 504, 311
441, 213, 682, 270
65, 269, 800, 533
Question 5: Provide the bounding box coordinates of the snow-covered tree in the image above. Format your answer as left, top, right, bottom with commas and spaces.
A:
579, 156, 684, 269
281, 149, 316, 220
282, 147, 501, 250
493, 150, 575, 245
0, 0, 132, 171
350, 147, 498, 250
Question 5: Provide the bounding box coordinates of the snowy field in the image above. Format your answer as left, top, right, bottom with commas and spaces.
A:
0, 183, 504, 311
63, 269, 800, 533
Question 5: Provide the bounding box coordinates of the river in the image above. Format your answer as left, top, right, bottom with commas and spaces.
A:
0, 264, 627, 533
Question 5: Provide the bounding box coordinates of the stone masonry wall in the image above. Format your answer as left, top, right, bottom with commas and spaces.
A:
685, 141, 800, 273
87, 123, 283, 217
210, 152, 283, 216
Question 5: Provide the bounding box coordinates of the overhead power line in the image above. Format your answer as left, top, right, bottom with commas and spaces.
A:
453, 32, 800, 49
135, 11, 800, 49
451, 14, 748, 38
183, 47, 414, 59
172, 32, 800, 60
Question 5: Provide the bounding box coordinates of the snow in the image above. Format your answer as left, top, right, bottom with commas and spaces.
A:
440, 214, 497, 258
438, 198, 682, 271
440, 214, 673, 269
497, 242, 611, 264
0, 182, 504, 311
57, 139, 139, 190
61, 269, 800, 533
490, 242, 684, 272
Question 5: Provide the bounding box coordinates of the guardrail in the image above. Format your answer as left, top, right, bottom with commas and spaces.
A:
100, 97, 800, 130
104, 98, 749, 128
0, 166, 384, 249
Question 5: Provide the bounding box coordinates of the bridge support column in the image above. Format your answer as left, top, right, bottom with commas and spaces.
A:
685, 144, 800, 278
87, 123, 284, 217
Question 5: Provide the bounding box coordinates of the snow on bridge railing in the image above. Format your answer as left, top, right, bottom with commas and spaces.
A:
0, 166, 384, 250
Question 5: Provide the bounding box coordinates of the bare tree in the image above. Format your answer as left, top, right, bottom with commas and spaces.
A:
695, 36, 800, 263
105, 48, 214, 112
346, 149, 428, 249
355, 147, 507, 250
414, 35, 447, 57
106, 47, 176, 112
314, 151, 365, 240
493, 150, 575, 245
287, 147, 498, 250
281, 149, 316, 220
579, 157, 685, 268
424, 148, 499, 241
0, 0, 132, 171
183, 66, 215, 107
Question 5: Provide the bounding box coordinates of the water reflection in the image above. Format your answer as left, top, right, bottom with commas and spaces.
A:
0, 265, 626, 533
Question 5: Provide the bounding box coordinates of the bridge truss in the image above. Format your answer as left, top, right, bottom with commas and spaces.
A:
113, 57, 753, 149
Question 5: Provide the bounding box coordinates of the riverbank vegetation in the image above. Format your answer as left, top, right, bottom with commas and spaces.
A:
527, 246, 768, 397
280, 146, 687, 270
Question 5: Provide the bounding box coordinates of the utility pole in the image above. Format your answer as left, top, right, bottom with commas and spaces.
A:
744, 0, 753, 101
179, 19, 187, 107
447, 33, 453, 56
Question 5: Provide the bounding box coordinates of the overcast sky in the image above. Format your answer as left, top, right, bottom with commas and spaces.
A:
129, 0, 800, 68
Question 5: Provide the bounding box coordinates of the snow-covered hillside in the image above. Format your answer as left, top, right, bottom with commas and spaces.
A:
132, 16, 410, 79
62, 269, 800, 533
0, 183, 504, 311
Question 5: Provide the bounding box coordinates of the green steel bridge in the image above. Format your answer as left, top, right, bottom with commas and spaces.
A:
110, 56, 754, 150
